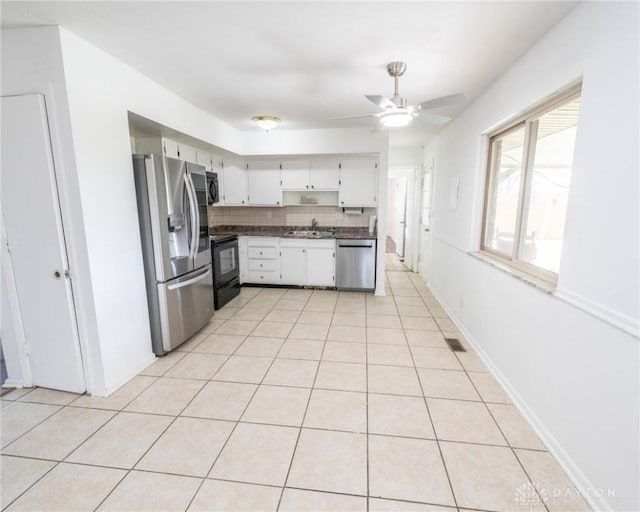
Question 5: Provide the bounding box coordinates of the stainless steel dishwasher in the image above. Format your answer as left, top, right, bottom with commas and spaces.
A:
336, 239, 377, 291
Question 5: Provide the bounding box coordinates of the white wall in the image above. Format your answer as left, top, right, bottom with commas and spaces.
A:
425, 3, 639, 510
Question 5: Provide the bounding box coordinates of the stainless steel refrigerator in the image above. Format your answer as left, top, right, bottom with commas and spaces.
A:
133, 154, 214, 355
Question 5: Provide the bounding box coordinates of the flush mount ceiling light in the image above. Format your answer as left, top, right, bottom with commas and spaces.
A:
252, 115, 281, 131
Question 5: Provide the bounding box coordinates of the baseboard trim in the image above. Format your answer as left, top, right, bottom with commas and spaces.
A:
428, 283, 612, 512
1, 378, 26, 389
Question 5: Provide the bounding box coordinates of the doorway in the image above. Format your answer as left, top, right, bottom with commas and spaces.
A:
1, 94, 86, 393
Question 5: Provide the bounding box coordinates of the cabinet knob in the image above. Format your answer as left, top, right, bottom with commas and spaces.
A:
311, 185, 314, 189
260, 263, 263, 267
306, 185, 309, 189
242, 200, 245, 204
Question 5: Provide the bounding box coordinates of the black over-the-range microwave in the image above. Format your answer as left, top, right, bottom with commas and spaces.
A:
206, 171, 220, 205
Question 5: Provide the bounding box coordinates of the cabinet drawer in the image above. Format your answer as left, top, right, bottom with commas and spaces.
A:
248, 247, 278, 259
248, 259, 278, 271
248, 270, 279, 284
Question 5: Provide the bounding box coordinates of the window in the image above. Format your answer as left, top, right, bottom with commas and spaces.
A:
481, 85, 581, 283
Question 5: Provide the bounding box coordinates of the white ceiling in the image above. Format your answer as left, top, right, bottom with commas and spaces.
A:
1, 1, 576, 148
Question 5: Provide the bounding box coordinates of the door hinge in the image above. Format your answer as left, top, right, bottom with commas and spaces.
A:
279, 251, 282, 256
24, 340, 30, 356
163, 144, 167, 155
280, 180, 282, 185
64, 269, 71, 279
246, 163, 249, 170
375, 163, 378, 169
333, 252, 335, 258
279, 163, 282, 169
339, 163, 342, 169
338, 180, 341, 185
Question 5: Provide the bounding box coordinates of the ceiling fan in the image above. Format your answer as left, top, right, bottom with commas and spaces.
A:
330, 61, 468, 129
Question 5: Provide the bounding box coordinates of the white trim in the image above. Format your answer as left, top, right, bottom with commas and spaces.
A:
427, 282, 612, 512
2, 379, 27, 389
555, 288, 639, 338
433, 235, 639, 339
93, 353, 156, 398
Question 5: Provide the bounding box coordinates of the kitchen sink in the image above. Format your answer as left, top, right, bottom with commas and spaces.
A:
285, 230, 334, 238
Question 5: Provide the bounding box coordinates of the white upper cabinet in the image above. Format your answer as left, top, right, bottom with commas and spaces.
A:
339, 157, 378, 207
161, 138, 179, 159
280, 158, 340, 190
195, 150, 212, 169
222, 157, 248, 205
281, 160, 311, 189
178, 144, 197, 164
310, 158, 340, 190
247, 160, 282, 206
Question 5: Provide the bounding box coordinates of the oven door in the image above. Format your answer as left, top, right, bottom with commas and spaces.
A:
213, 239, 239, 287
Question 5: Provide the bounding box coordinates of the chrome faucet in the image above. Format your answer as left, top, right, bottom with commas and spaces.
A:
311, 218, 318, 230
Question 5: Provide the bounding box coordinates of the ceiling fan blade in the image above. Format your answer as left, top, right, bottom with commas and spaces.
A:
416, 112, 452, 125
329, 112, 379, 121
415, 93, 468, 111
365, 94, 396, 110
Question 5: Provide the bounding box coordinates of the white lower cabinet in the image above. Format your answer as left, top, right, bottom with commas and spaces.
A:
280, 239, 307, 286
238, 236, 248, 284
306, 240, 336, 287
241, 237, 336, 287
246, 237, 280, 284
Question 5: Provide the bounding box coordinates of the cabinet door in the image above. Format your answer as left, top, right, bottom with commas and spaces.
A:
280, 246, 307, 285
310, 158, 340, 190
307, 246, 335, 287
339, 158, 378, 207
162, 138, 180, 159
178, 144, 197, 164
247, 160, 282, 206
222, 158, 247, 205
196, 150, 212, 168
281, 160, 310, 189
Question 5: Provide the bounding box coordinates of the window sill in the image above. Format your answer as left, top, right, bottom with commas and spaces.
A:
469, 251, 557, 294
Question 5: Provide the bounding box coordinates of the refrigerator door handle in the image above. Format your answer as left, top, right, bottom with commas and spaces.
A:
186, 172, 200, 259
167, 267, 211, 291
183, 173, 198, 260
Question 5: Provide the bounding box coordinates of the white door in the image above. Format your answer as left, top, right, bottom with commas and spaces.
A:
418, 160, 434, 280
307, 247, 335, 286
1, 94, 85, 392
280, 246, 307, 285
395, 176, 408, 258
222, 158, 247, 205
247, 160, 282, 205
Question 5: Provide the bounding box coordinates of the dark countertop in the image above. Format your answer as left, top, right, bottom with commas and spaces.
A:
210, 225, 377, 240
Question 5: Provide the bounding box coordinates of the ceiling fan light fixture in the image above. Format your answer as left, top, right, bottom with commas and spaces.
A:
379, 109, 413, 128
252, 115, 281, 131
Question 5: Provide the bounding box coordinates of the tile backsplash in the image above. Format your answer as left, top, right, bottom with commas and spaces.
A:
208, 206, 376, 228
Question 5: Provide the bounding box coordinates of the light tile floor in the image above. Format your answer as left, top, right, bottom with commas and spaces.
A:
1, 264, 591, 512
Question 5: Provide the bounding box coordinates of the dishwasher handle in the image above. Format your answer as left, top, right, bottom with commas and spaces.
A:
337, 240, 374, 248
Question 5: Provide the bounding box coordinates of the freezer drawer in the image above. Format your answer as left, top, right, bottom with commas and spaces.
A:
336, 239, 376, 291
155, 266, 214, 354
